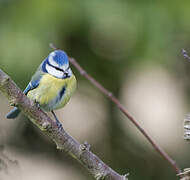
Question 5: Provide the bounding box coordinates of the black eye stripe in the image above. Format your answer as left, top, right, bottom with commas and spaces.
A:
54, 66, 63, 72
47, 61, 64, 72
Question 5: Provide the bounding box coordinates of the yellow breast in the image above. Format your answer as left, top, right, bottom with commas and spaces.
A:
27, 74, 76, 111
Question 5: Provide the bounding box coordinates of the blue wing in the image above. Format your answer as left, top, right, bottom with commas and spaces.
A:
23, 78, 40, 95
23, 68, 44, 95
23, 83, 33, 95
6, 70, 43, 119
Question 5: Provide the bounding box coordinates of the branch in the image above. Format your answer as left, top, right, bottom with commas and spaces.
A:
0, 145, 19, 177
182, 49, 190, 62
182, 50, 190, 141
177, 50, 190, 179
49, 44, 181, 174
184, 114, 190, 141
50, 43, 181, 174
0, 69, 128, 180
178, 168, 190, 180
180, 115, 190, 179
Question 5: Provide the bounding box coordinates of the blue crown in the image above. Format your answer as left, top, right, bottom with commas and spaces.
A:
49, 50, 69, 66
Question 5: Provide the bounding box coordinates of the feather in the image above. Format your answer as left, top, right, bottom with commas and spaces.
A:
6, 107, 20, 119
6, 69, 43, 119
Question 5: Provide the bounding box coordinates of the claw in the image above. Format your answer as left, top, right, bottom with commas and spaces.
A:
34, 100, 41, 109
56, 119, 63, 131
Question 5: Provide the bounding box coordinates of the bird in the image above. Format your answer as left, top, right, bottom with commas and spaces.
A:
6, 50, 77, 129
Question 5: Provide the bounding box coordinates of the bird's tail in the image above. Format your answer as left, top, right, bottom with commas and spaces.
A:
6, 107, 21, 119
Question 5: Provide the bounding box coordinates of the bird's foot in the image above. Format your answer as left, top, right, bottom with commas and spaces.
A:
34, 100, 41, 110
56, 119, 63, 131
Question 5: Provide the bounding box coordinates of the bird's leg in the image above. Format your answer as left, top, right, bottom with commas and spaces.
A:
51, 111, 63, 130
34, 100, 41, 110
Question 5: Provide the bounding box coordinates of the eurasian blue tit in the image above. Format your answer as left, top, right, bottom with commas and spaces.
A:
6, 50, 77, 128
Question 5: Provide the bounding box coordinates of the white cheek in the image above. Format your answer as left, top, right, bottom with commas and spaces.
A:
67, 68, 72, 76
50, 52, 55, 56
46, 64, 63, 78
48, 52, 59, 67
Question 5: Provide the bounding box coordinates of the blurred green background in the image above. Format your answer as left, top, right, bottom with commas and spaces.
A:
1, 0, 190, 179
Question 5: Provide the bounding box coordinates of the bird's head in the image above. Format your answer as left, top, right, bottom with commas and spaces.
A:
42, 50, 72, 79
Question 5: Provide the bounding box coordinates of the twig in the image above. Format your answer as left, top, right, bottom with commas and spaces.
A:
181, 50, 190, 180
0, 69, 128, 180
49, 43, 181, 174
182, 50, 190, 141
182, 49, 190, 62
184, 114, 190, 141
178, 168, 190, 180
